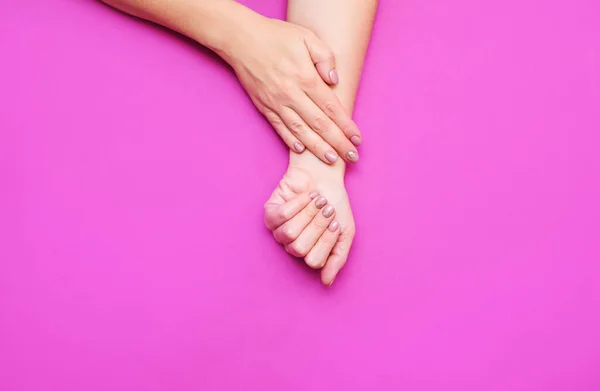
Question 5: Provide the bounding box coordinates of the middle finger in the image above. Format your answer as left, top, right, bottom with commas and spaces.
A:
286, 94, 359, 163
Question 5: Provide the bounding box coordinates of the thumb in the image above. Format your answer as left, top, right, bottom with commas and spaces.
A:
303, 32, 339, 85
321, 229, 355, 286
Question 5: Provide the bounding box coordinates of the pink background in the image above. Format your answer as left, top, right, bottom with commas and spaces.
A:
1, 0, 599, 389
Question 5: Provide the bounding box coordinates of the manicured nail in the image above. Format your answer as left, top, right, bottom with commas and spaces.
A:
325, 151, 338, 163
315, 196, 327, 209
309, 191, 319, 199
294, 142, 305, 153
329, 69, 339, 85
350, 135, 362, 146
322, 205, 334, 218
328, 220, 339, 232
347, 150, 359, 162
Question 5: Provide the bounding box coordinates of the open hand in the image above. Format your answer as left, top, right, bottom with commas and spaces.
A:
226, 16, 362, 164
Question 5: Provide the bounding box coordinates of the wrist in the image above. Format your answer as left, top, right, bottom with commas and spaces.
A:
187, 1, 260, 64
289, 151, 345, 185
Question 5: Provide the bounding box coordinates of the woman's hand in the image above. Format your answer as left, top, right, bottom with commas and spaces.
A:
224, 16, 362, 164
99, 0, 362, 163
264, 164, 356, 286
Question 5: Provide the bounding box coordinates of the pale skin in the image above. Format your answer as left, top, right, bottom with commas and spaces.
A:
265, 0, 378, 285
99, 0, 377, 285
100, 0, 362, 164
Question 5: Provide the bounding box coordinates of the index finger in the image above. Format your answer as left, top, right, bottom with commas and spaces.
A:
264, 191, 318, 230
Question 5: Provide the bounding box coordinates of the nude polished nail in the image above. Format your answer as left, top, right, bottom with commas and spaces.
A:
294, 142, 305, 153
322, 205, 335, 218
315, 196, 327, 209
328, 220, 339, 232
325, 151, 338, 163
347, 150, 359, 162
329, 69, 339, 85
309, 191, 319, 199
350, 135, 362, 146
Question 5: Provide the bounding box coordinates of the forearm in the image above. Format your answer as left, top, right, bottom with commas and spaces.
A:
99, 0, 256, 62
287, 0, 378, 175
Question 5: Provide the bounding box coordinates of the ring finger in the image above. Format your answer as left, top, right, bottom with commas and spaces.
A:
279, 107, 340, 164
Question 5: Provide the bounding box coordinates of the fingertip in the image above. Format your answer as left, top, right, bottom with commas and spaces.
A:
321, 268, 336, 286
324, 150, 338, 164
328, 220, 339, 232
346, 150, 359, 163
314, 196, 327, 209
293, 142, 305, 153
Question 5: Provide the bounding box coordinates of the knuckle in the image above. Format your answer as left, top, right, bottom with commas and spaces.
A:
257, 91, 270, 105
278, 208, 293, 221
279, 79, 296, 94
279, 225, 297, 242
265, 113, 282, 127
322, 101, 339, 119
312, 115, 328, 133
270, 80, 293, 100
300, 74, 318, 89
288, 120, 306, 136
304, 253, 324, 269
275, 57, 296, 75
256, 87, 277, 108
288, 242, 308, 258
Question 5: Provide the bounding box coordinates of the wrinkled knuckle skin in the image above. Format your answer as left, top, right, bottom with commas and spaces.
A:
265, 112, 282, 127
312, 116, 328, 134
288, 121, 306, 136
323, 102, 338, 119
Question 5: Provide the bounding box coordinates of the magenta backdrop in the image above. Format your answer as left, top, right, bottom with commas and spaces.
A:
1, 0, 599, 390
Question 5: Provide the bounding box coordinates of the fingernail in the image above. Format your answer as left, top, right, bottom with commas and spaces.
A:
329, 69, 339, 85
325, 151, 338, 163
315, 196, 327, 209
328, 277, 336, 287
322, 205, 334, 218
350, 135, 362, 146
328, 220, 339, 232
309, 191, 319, 199
347, 150, 359, 162
294, 142, 305, 153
